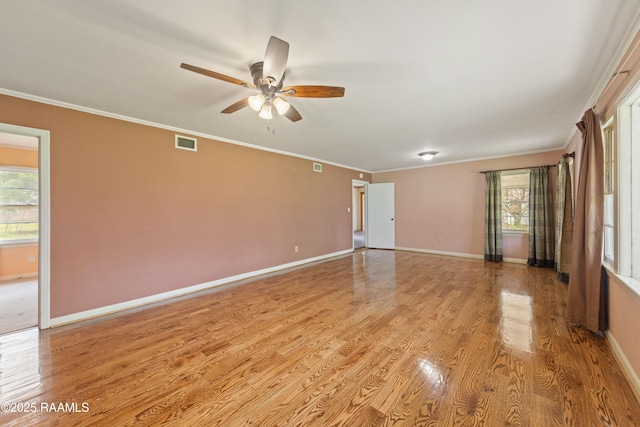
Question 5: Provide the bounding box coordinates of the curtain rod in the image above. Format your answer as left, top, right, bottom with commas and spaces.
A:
479, 164, 557, 174
563, 151, 575, 158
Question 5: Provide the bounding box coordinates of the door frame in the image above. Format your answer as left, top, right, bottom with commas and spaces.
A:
352, 179, 369, 249
0, 123, 51, 329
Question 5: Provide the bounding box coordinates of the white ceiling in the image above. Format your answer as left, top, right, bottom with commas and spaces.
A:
1, 1, 639, 172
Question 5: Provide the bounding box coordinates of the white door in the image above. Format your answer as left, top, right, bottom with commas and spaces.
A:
366, 183, 395, 249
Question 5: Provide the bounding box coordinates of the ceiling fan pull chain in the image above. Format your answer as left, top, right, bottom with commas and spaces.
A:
267, 115, 276, 135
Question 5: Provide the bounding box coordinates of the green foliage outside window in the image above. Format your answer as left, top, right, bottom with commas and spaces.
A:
0, 170, 39, 241
502, 172, 529, 232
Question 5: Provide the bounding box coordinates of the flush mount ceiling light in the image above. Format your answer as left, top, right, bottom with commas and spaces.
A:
419, 151, 437, 161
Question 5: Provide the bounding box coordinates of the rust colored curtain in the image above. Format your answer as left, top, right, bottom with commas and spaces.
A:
567, 109, 606, 333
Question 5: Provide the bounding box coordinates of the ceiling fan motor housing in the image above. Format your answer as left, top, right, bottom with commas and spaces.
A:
250, 62, 284, 91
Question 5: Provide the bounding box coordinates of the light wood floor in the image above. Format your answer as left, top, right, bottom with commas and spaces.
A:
1, 250, 639, 426
0, 278, 37, 335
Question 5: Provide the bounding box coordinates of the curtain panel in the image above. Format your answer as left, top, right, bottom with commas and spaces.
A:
527, 167, 555, 267
484, 171, 503, 262
555, 158, 573, 282
567, 108, 606, 333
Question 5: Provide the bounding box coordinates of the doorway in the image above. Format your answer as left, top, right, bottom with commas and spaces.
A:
0, 123, 51, 332
352, 180, 367, 249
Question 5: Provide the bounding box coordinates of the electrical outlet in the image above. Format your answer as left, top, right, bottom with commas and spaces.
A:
295, 246, 299, 253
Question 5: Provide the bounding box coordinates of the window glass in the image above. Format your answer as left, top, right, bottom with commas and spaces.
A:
603, 123, 615, 265
0, 168, 39, 242
501, 171, 529, 232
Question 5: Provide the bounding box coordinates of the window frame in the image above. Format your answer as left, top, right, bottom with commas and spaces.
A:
613, 81, 640, 298
500, 169, 530, 235
602, 116, 616, 269
0, 165, 39, 246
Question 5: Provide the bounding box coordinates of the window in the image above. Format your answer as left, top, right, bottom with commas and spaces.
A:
0, 167, 39, 243
501, 170, 529, 232
616, 82, 640, 284
603, 119, 615, 265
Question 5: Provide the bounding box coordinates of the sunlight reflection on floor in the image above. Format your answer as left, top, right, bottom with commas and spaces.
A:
500, 291, 533, 353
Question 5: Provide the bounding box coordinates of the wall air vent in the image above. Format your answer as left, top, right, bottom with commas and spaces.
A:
313, 162, 323, 173
175, 135, 197, 152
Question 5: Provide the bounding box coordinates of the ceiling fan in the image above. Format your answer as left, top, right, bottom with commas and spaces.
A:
180, 36, 345, 122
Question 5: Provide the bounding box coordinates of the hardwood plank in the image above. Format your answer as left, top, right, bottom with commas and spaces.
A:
1, 250, 640, 426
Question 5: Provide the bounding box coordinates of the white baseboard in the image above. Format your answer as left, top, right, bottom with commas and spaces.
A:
606, 331, 640, 403
49, 249, 353, 327
395, 247, 484, 260
395, 247, 527, 264
0, 272, 39, 282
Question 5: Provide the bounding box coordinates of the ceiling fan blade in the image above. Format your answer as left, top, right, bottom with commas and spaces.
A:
221, 98, 250, 114
283, 103, 302, 122
281, 85, 345, 98
262, 36, 289, 86
180, 63, 256, 88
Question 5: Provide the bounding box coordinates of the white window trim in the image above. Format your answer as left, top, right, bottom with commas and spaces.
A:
502, 229, 529, 236
616, 83, 640, 283
605, 264, 640, 302
602, 116, 616, 269
501, 169, 530, 235
0, 165, 37, 173
0, 239, 38, 247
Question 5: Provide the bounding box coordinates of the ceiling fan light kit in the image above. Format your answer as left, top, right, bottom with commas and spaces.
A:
248, 93, 290, 118
273, 97, 290, 115
248, 94, 265, 111
258, 104, 273, 120
180, 36, 345, 123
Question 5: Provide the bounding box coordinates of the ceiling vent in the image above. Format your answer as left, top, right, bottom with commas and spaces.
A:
175, 135, 197, 152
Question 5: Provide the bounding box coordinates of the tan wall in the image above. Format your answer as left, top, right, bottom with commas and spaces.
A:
0, 245, 38, 279
609, 275, 640, 389
0, 94, 371, 318
0, 146, 39, 278
373, 150, 563, 260
0, 146, 38, 168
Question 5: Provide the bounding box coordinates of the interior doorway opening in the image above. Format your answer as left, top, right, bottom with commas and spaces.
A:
0, 123, 51, 332
352, 180, 367, 250
0, 132, 39, 335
